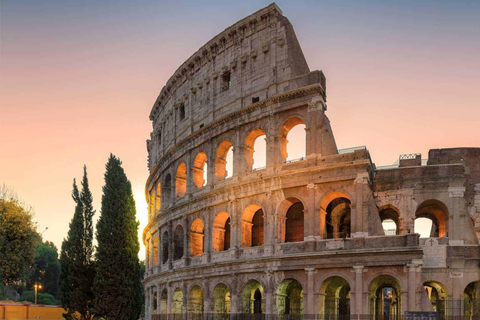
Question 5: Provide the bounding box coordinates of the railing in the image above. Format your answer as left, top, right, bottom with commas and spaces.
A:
285, 157, 306, 164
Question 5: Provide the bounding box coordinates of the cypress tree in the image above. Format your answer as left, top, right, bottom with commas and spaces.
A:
94, 154, 142, 320
59, 167, 95, 320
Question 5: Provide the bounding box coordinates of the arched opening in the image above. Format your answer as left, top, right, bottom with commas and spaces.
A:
325, 197, 351, 239
190, 218, 204, 256
173, 225, 184, 260
149, 189, 155, 220
160, 289, 167, 315
245, 129, 266, 172
415, 200, 448, 238
276, 279, 303, 318
193, 152, 208, 188
153, 236, 159, 267
213, 212, 231, 252
213, 283, 231, 319
163, 174, 172, 206
156, 182, 161, 213
280, 117, 306, 163
216, 140, 234, 180
369, 275, 401, 320
379, 206, 400, 235
188, 285, 204, 316
277, 198, 305, 243
162, 231, 169, 264
286, 202, 304, 243
172, 287, 184, 315
242, 280, 264, 314
241, 204, 264, 247
319, 276, 350, 320
176, 163, 187, 198
464, 281, 480, 320
153, 291, 158, 314
424, 281, 448, 319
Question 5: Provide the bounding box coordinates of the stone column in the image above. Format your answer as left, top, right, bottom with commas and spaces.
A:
229, 199, 240, 257
183, 283, 188, 320
168, 221, 173, 270
352, 173, 369, 237
305, 268, 316, 315
305, 184, 316, 240
167, 284, 173, 319
449, 186, 467, 244
184, 217, 190, 266
157, 229, 162, 270
233, 127, 242, 175
306, 96, 325, 157
146, 286, 151, 320
353, 266, 364, 316
156, 284, 162, 316
407, 264, 416, 311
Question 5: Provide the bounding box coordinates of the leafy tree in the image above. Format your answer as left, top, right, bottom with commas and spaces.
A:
59, 166, 95, 320
94, 155, 142, 320
28, 241, 61, 299
0, 197, 37, 285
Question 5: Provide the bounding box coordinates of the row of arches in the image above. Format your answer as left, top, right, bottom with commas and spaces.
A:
149, 279, 480, 319
148, 197, 452, 269
378, 200, 449, 238
148, 118, 307, 216
149, 196, 353, 266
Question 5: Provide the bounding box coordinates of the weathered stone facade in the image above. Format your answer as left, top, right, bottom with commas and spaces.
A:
143, 4, 480, 319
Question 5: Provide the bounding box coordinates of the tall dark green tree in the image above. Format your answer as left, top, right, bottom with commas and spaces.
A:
59, 166, 95, 320
94, 155, 142, 320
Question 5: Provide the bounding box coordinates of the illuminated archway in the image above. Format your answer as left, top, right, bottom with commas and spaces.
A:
242, 280, 264, 314
415, 200, 448, 237
193, 152, 208, 188
245, 129, 266, 171
153, 236, 159, 267
188, 285, 204, 315
464, 281, 480, 320
176, 163, 187, 198
190, 218, 204, 256
241, 204, 264, 247
156, 182, 161, 212
277, 198, 305, 243
280, 117, 306, 163
369, 275, 402, 320
213, 212, 231, 252
319, 276, 350, 320
172, 287, 184, 315
215, 140, 234, 180
379, 205, 400, 235
424, 281, 448, 319
276, 279, 303, 318
213, 283, 231, 319
325, 197, 351, 239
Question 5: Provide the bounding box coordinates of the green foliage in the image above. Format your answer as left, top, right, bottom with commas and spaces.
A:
59, 166, 96, 320
94, 154, 142, 320
19, 290, 60, 305
28, 241, 61, 298
0, 198, 37, 285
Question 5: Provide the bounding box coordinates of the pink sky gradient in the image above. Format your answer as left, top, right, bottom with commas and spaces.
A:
1, 1, 479, 259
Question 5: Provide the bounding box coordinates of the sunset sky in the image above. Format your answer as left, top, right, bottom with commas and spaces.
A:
1, 0, 479, 259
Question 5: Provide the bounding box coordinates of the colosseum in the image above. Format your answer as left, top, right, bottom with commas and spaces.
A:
143, 4, 480, 320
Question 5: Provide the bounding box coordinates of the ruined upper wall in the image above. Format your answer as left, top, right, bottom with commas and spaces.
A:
147, 3, 325, 170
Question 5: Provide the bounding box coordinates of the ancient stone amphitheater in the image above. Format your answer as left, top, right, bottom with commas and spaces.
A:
143, 4, 480, 320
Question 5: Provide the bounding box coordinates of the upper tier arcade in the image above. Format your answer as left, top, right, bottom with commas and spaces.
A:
147, 3, 326, 171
